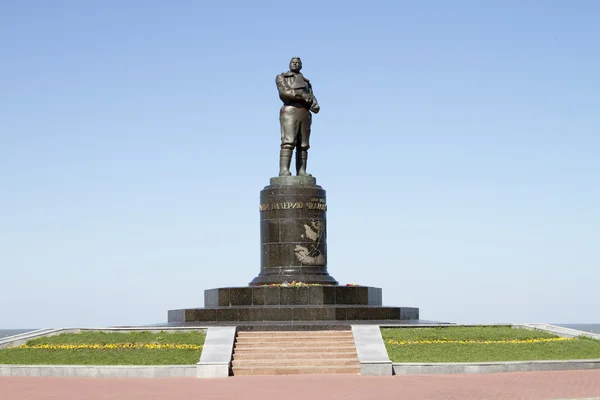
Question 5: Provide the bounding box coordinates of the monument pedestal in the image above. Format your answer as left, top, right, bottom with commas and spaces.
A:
250, 176, 337, 285
167, 176, 420, 327
167, 286, 419, 324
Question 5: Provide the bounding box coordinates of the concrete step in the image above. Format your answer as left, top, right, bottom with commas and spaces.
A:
232, 365, 360, 376
232, 351, 357, 360
232, 358, 358, 367
235, 339, 355, 347
236, 331, 353, 337
233, 345, 356, 353
235, 335, 354, 342
232, 330, 359, 375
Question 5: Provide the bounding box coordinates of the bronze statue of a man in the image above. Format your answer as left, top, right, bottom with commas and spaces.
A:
276, 57, 320, 177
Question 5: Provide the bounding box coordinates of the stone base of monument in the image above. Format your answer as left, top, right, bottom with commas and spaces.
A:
167, 176, 420, 329
167, 286, 419, 325
250, 176, 337, 286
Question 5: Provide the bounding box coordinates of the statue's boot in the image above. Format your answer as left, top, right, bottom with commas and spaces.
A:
297, 150, 312, 176
279, 149, 292, 176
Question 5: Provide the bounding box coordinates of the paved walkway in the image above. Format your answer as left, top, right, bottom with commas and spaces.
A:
2, 370, 600, 400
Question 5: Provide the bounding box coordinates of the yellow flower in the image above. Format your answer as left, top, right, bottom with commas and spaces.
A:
386, 338, 572, 346
18, 343, 203, 350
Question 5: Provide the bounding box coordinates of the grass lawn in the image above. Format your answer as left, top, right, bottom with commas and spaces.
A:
0, 330, 205, 365
382, 326, 600, 363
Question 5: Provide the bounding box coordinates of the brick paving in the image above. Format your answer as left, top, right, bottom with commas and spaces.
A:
2, 370, 600, 400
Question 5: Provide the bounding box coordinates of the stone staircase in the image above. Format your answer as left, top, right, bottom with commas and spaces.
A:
231, 330, 360, 375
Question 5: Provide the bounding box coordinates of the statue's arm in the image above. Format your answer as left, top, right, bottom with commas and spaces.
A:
276, 74, 304, 102
307, 83, 320, 114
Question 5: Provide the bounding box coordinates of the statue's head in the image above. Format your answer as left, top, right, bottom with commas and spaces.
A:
289, 57, 302, 73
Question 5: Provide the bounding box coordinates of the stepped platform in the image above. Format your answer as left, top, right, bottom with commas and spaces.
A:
167, 285, 420, 327
231, 330, 360, 375
153, 319, 448, 331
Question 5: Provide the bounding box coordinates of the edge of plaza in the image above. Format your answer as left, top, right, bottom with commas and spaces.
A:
1, 323, 599, 378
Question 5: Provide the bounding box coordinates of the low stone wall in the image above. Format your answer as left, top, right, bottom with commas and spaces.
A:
393, 359, 600, 375
0, 365, 196, 378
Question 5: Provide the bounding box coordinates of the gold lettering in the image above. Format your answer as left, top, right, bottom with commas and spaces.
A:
260, 201, 325, 212
304, 202, 328, 211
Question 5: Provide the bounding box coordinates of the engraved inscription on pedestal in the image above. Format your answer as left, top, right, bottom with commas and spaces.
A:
250, 181, 337, 286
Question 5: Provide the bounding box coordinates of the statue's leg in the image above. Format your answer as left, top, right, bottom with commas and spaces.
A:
279, 107, 298, 176
295, 141, 302, 176
279, 149, 292, 177
297, 110, 312, 177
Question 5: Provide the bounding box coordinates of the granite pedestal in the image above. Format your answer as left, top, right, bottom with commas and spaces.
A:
167, 176, 420, 327
168, 286, 418, 323
250, 176, 337, 285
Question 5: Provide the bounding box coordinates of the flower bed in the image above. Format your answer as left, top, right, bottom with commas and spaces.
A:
0, 331, 205, 365
382, 326, 600, 362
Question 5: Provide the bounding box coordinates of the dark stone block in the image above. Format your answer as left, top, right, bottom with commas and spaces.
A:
261, 220, 280, 244
278, 245, 298, 267
345, 307, 358, 320
356, 287, 368, 305
216, 308, 238, 321
335, 307, 347, 320
371, 307, 391, 320
280, 287, 309, 305
400, 308, 408, 320
277, 218, 306, 243
279, 287, 293, 304
237, 308, 250, 321
412, 308, 420, 320
203, 289, 218, 307
367, 287, 383, 305
291, 307, 314, 321
322, 286, 335, 304
261, 244, 280, 268
260, 244, 298, 268
355, 307, 375, 320
335, 286, 357, 304
168, 309, 184, 323
263, 307, 293, 321
315, 306, 336, 320
308, 286, 323, 305
170, 304, 417, 323
203, 290, 213, 307
264, 287, 280, 305
251, 287, 265, 305
248, 307, 264, 321
400, 307, 419, 320
229, 288, 252, 306
186, 308, 216, 322
366, 307, 386, 320
300, 306, 336, 320
218, 289, 230, 307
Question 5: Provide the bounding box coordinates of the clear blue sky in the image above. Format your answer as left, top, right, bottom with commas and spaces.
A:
1, 1, 598, 328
